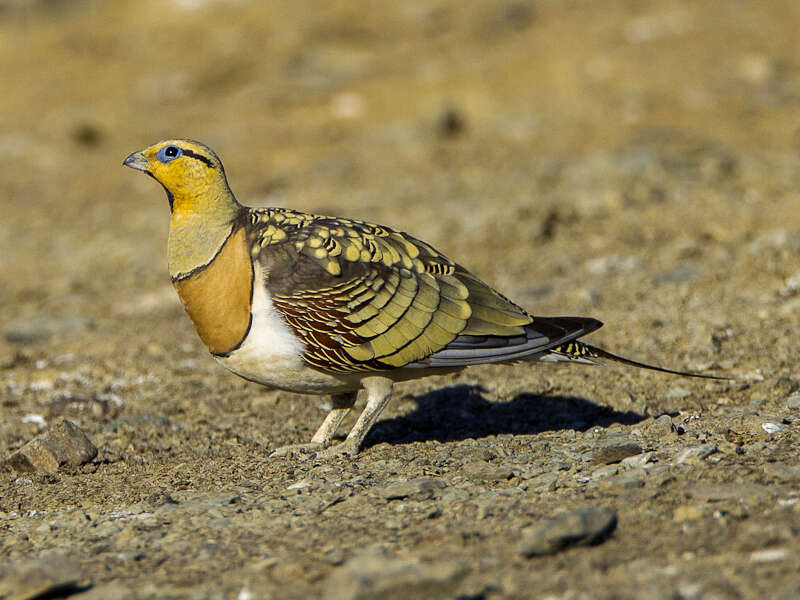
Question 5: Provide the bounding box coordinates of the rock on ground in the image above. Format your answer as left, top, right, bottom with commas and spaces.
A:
4, 418, 97, 473
518, 506, 619, 557
324, 555, 466, 600
377, 477, 448, 501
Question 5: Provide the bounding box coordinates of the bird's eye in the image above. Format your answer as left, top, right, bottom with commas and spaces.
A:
157, 145, 183, 162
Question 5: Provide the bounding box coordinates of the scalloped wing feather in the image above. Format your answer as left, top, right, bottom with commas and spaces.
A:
250, 208, 595, 374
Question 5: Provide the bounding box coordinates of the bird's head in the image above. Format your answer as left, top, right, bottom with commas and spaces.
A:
123, 139, 232, 213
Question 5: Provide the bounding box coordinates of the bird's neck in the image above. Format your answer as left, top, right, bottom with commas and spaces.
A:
168, 188, 243, 280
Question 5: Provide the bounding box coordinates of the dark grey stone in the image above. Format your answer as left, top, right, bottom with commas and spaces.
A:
518, 506, 618, 557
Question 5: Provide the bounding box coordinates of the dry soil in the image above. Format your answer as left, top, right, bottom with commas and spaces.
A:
1, 1, 799, 599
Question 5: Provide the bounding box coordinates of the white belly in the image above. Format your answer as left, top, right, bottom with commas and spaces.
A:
216, 273, 359, 395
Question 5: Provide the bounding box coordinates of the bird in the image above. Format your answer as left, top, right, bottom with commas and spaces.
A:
124, 139, 722, 458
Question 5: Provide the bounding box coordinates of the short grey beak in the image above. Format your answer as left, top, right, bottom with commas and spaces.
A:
123, 150, 149, 172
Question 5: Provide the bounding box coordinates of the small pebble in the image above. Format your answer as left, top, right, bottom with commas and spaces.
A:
749, 548, 788, 563
675, 444, 717, 465
21, 414, 47, 426
621, 452, 656, 468
287, 479, 312, 491
323, 555, 465, 600
588, 438, 643, 465
461, 461, 513, 482
518, 506, 618, 557
436, 106, 466, 138
761, 422, 787, 434
378, 477, 448, 501
637, 414, 677, 439
591, 464, 620, 480
521, 472, 558, 492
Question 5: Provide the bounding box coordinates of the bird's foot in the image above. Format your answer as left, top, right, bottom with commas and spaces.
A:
312, 440, 361, 460
269, 442, 325, 458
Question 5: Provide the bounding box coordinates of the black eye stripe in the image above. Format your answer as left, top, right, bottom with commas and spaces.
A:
181, 148, 216, 169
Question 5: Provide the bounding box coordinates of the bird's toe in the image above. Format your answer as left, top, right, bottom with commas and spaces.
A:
312, 440, 361, 460
269, 442, 325, 459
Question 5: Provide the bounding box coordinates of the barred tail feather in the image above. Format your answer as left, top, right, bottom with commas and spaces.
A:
547, 341, 729, 380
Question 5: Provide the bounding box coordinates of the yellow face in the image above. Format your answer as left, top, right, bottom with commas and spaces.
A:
123, 139, 228, 211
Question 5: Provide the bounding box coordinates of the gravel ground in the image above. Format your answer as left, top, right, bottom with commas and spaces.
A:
2, 1, 800, 599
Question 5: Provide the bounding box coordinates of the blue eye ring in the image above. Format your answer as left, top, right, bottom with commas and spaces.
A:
157, 145, 183, 163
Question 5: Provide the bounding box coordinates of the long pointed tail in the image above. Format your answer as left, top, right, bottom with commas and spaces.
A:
549, 341, 730, 380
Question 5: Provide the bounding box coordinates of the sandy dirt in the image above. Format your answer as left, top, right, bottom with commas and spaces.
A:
1, 1, 799, 598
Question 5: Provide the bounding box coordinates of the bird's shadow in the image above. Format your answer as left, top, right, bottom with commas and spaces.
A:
364, 384, 644, 448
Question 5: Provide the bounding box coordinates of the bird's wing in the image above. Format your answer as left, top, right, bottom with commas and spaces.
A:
248, 208, 596, 373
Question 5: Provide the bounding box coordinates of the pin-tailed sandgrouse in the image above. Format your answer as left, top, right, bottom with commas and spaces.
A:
124, 139, 721, 458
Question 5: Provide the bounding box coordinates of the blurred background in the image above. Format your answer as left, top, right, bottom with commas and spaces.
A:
2, 0, 800, 597
2, 0, 800, 338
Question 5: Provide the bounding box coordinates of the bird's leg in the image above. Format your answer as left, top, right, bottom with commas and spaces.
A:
315, 376, 394, 458
269, 391, 356, 458
310, 392, 356, 444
